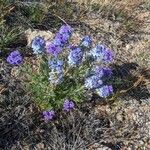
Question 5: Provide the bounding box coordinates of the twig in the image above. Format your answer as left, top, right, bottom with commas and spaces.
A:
52, 13, 69, 25
109, 75, 144, 102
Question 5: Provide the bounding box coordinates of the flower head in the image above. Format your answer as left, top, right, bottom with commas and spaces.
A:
63, 100, 75, 112
46, 25, 72, 57
68, 46, 83, 66
103, 48, 113, 62
46, 40, 62, 57
96, 85, 113, 98
55, 33, 70, 45
48, 58, 63, 73
6, 50, 23, 65
102, 67, 112, 78
31, 36, 45, 54
90, 44, 113, 62
55, 25, 72, 46
52, 36, 63, 46
43, 110, 55, 121
59, 25, 72, 35
93, 66, 112, 78
81, 36, 92, 48
85, 75, 103, 89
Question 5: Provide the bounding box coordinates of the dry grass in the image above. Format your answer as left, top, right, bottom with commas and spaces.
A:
70, 0, 143, 9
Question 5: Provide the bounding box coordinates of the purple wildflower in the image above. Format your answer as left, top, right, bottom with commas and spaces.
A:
55, 33, 70, 45
54, 25, 72, 46
53, 36, 63, 46
46, 25, 72, 57
46, 40, 62, 57
93, 66, 112, 78
96, 85, 113, 98
81, 35, 92, 48
90, 44, 113, 62
68, 46, 83, 66
58, 25, 72, 35
31, 36, 45, 54
43, 110, 55, 121
63, 100, 75, 112
6, 50, 23, 65
85, 75, 103, 89
48, 58, 63, 73
103, 48, 113, 62
103, 67, 112, 78
48, 58, 64, 85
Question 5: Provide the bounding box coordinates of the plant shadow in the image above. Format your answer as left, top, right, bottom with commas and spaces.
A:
112, 62, 150, 102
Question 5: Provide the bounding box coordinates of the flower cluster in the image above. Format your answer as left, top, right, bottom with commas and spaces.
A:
85, 65, 113, 98
68, 46, 83, 67
6, 50, 23, 65
42, 99, 75, 121
92, 66, 112, 79
96, 85, 113, 98
43, 110, 55, 121
46, 41, 62, 57
48, 58, 64, 85
46, 25, 72, 57
48, 58, 63, 73
81, 35, 92, 48
89, 44, 113, 62
31, 36, 46, 54
45, 25, 73, 85
85, 75, 103, 89
63, 99, 75, 112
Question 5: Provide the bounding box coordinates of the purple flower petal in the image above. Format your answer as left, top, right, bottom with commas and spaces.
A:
63, 100, 75, 112
59, 25, 72, 35
68, 46, 83, 66
81, 35, 92, 48
6, 50, 23, 65
90, 44, 113, 62
85, 75, 103, 89
31, 36, 45, 54
96, 85, 113, 98
43, 110, 55, 121
46, 41, 62, 57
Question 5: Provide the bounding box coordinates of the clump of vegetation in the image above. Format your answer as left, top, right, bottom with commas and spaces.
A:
6, 24, 114, 121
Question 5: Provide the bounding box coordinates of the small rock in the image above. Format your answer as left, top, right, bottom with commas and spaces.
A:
35, 143, 45, 149
25, 29, 53, 46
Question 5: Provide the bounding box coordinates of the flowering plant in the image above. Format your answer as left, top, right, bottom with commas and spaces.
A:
21, 24, 113, 121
